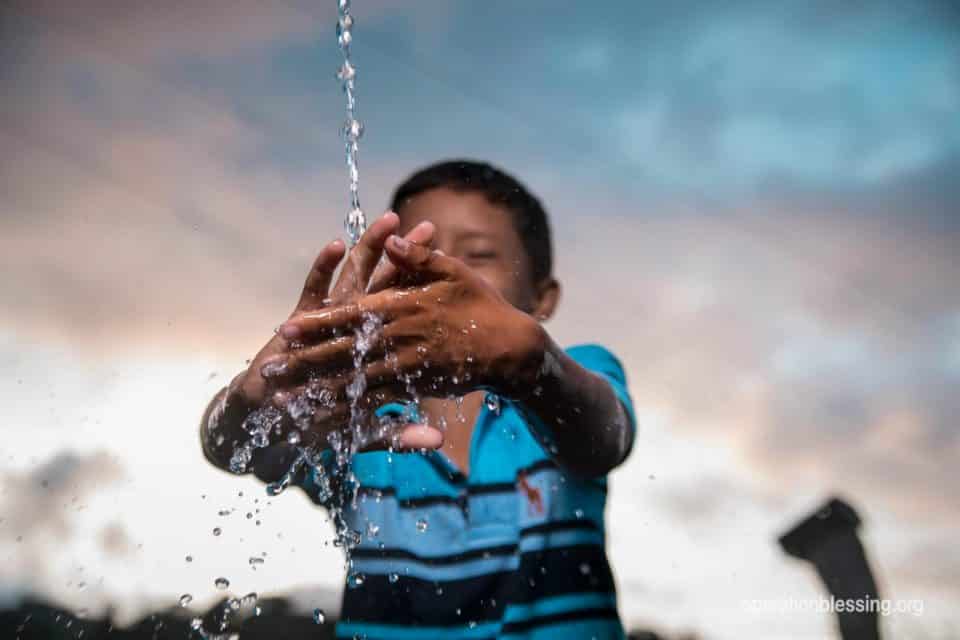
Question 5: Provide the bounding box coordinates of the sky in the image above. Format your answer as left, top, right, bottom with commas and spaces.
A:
1, 1, 959, 638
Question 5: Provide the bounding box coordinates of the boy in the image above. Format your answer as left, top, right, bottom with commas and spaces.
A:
199, 160, 636, 639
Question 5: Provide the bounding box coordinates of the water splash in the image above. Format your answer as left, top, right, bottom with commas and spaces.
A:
216, 0, 433, 596
189, 590, 258, 640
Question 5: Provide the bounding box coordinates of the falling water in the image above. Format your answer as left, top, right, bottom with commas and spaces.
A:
337, 0, 366, 245
211, 1, 433, 615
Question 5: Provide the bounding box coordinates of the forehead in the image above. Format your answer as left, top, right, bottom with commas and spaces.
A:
395, 187, 516, 240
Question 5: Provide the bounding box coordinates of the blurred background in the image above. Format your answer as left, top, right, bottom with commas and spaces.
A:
1, 1, 958, 638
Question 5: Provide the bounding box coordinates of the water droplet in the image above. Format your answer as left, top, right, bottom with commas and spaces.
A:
341, 118, 364, 142
185, 555, 193, 563
246, 512, 253, 519
579, 563, 591, 575
337, 61, 356, 82
249, 556, 264, 567
388, 573, 399, 584
214, 577, 230, 590
347, 572, 365, 588
485, 394, 501, 414
366, 521, 380, 538
574, 509, 584, 519
336, 25, 352, 49
416, 518, 429, 533
286, 431, 301, 445
345, 207, 366, 245
313, 608, 325, 624
212, 527, 222, 536
179, 594, 193, 607
218, 509, 232, 516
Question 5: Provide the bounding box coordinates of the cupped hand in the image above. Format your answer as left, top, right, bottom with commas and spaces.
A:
274, 235, 546, 404
234, 213, 443, 451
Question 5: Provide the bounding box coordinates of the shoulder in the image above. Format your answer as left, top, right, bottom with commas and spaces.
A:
563, 343, 628, 383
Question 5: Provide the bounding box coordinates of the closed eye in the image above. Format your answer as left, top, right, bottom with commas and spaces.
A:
465, 250, 497, 260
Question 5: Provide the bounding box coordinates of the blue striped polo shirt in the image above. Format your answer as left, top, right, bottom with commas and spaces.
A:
297, 344, 636, 640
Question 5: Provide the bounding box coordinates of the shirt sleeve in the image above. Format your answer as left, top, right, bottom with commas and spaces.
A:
565, 343, 637, 435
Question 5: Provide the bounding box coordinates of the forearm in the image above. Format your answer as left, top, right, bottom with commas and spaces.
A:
504, 326, 633, 477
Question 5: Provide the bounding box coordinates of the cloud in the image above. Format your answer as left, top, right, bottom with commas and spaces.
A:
98, 522, 135, 557
530, 1, 960, 191
4, 0, 365, 63
0, 451, 127, 589
549, 198, 959, 606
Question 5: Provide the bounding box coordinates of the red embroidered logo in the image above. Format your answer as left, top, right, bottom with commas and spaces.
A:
517, 471, 544, 515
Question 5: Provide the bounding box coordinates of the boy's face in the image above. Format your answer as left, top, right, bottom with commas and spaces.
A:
396, 187, 544, 314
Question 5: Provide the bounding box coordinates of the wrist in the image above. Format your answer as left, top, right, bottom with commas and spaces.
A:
493, 313, 550, 401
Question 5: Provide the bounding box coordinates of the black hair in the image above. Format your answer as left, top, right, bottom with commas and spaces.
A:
389, 159, 553, 284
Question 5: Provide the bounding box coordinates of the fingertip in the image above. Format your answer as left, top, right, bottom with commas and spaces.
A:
388, 234, 411, 255
279, 322, 301, 339
374, 211, 400, 233
410, 220, 436, 242
327, 238, 346, 257
398, 424, 444, 450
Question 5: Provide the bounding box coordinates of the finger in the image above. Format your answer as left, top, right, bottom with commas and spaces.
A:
383, 235, 466, 283
362, 345, 434, 389
270, 375, 412, 414
331, 211, 400, 300
279, 301, 362, 342
265, 321, 424, 387
367, 221, 435, 294
260, 335, 358, 384
396, 424, 444, 450
279, 290, 425, 342
297, 239, 347, 311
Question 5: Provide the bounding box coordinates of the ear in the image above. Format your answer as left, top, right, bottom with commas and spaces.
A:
531, 277, 560, 322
